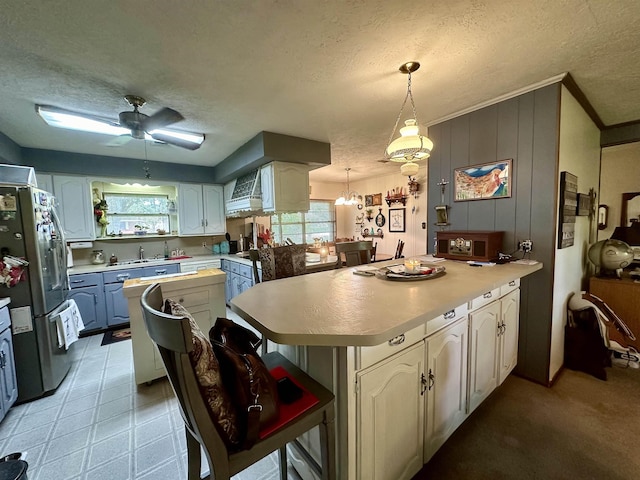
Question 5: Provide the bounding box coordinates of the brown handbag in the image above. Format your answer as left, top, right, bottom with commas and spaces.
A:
209, 318, 280, 449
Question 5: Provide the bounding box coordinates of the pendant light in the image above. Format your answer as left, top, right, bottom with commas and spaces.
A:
335, 168, 360, 206
385, 62, 433, 169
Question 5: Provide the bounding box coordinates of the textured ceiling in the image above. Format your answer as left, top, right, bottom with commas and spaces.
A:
0, 0, 639, 182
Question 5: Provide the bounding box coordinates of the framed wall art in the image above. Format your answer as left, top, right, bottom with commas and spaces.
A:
389, 208, 406, 233
365, 195, 373, 207
454, 159, 512, 201
372, 193, 382, 206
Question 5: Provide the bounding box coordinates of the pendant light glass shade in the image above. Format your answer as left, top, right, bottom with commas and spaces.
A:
384, 62, 434, 167
400, 161, 420, 177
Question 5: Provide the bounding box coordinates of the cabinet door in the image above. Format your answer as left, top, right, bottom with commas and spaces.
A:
237, 275, 252, 296
0, 328, 18, 415
52, 175, 94, 240
105, 283, 131, 326
68, 286, 107, 332
178, 184, 205, 235
260, 164, 275, 212
35, 173, 54, 194
468, 301, 500, 413
357, 342, 425, 480
499, 289, 520, 384
261, 162, 310, 213
424, 317, 468, 462
203, 185, 226, 235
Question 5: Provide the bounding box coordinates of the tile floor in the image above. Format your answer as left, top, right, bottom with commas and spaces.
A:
0, 311, 302, 480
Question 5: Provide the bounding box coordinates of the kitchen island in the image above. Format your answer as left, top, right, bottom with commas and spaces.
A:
230, 258, 542, 480
123, 268, 226, 385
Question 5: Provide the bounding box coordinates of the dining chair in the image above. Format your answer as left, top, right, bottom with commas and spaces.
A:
370, 242, 377, 262
335, 240, 373, 267
257, 244, 307, 281
394, 240, 405, 259
140, 283, 336, 480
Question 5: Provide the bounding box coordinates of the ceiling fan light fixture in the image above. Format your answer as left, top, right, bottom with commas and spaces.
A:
35, 104, 204, 149
384, 61, 434, 163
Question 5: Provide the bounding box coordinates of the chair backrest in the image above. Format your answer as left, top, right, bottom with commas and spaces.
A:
140, 284, 229, 471
249, 249, 261, 284
335, 240, 373, 267
394, 239, 405, 259
258, 244, 307, 281
371, 242, 377, 262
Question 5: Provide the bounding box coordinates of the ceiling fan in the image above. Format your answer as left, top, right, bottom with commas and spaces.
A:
36, 95, 205, 150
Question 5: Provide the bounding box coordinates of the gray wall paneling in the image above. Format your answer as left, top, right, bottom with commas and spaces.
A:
427, 83, 561, 384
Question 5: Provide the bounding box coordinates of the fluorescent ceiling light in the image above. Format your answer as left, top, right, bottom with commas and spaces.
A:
36, 105, 204, 146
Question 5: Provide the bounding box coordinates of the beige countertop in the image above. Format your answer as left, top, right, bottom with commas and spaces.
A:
122, 267, 226, 296
230, 258, 543, 347
68, 253, 244, 275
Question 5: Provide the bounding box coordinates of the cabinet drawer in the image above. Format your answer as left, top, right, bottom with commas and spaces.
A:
143, 264, 180, 277
229, 261, 240, 274
69, 272, 102, 289
238, 264, 253, 279
181, 260, 221, 273
103, 268, 144, 284
0, 307, 10, 332
468, 288, 500, 312
500, 279, 520, 297
165, 287, 210, 309
359, 323, 425, 369
425, 304, 469, 336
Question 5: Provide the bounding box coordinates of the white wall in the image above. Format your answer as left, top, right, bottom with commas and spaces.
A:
310, 162, 429, 258
598, 142, 640, 240
549, 86, 602, 381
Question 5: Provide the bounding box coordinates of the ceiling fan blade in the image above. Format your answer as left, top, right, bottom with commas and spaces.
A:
104, 134, 133, 147
142, 107, 185, 131
150, 132, 204, 150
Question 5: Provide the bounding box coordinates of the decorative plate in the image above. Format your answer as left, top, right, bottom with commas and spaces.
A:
376, 264, 446, 281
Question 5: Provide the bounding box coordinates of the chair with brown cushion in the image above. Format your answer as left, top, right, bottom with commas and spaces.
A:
335, 240, 373, 267
257, 244, 307, 281
140, 283, 336, 480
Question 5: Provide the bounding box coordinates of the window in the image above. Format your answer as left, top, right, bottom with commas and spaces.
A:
270, 200, 335, 245
103, 193, 171, 235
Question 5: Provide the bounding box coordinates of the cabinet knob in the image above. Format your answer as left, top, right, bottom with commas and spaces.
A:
509, 280, 516, 286
483, 292, 493, 299
179, 298, 185, 303
443, 310, 456, 320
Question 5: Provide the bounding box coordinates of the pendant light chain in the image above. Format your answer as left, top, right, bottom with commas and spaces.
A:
384, 71, 420, 159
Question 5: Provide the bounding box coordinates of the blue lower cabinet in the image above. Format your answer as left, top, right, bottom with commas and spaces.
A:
68, 285, 107, 332
68, 273, 107, 332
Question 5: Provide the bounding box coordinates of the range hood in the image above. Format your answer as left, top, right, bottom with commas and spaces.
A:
225, 169, 263, 218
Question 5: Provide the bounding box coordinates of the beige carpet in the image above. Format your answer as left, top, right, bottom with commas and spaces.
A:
413, 365, 640, 479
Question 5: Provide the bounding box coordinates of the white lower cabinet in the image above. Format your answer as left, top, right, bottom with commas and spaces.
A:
468, 288, 520, 414
352, 283, 520, 479
424, 316, 469, 462
357, 342, 425, 480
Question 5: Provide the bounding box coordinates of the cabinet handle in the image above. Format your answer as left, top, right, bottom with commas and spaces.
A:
428, 369, 435, 391
179, 298, 185, 303
201, 219, 205, 227
443, 309, 456, 320
0, 351, 5, 369
155, 269, 167, 275
387, 334, 405, 346
483, 292, 493, 299
420, 373, 428, 395
116, 274, 130, 282
93, 293, 98, 305
501, 322, 506, 335
71, 279, 85, 284
205, 219, 209, 226
509, 280, 516, 286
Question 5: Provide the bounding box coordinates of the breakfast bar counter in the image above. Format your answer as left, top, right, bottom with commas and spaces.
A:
231, 258, 542, 347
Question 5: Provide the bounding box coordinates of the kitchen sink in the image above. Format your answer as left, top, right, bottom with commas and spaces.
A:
105, 259, 152, 267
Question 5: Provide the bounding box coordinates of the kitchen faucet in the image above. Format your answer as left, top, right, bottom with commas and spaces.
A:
139, 245, 144, 260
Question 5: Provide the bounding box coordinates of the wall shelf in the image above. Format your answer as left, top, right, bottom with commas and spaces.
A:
385, 195, 408, 206
363, 233, 384, 239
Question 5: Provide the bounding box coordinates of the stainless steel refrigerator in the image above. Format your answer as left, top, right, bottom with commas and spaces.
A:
0, 181, 71, 403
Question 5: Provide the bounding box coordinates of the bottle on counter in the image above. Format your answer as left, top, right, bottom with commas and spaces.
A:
109, 253, 118, 265
164, 241, 169, 259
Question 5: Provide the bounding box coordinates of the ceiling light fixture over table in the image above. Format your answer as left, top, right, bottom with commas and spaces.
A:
384, 61, 433, 176
335, 167, 360, 206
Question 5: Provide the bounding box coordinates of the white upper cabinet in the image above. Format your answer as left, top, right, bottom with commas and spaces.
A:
178, 183, 225, 236
260, 161, 310, 213
35, 173, 53, 194
52, 175, 94, 241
